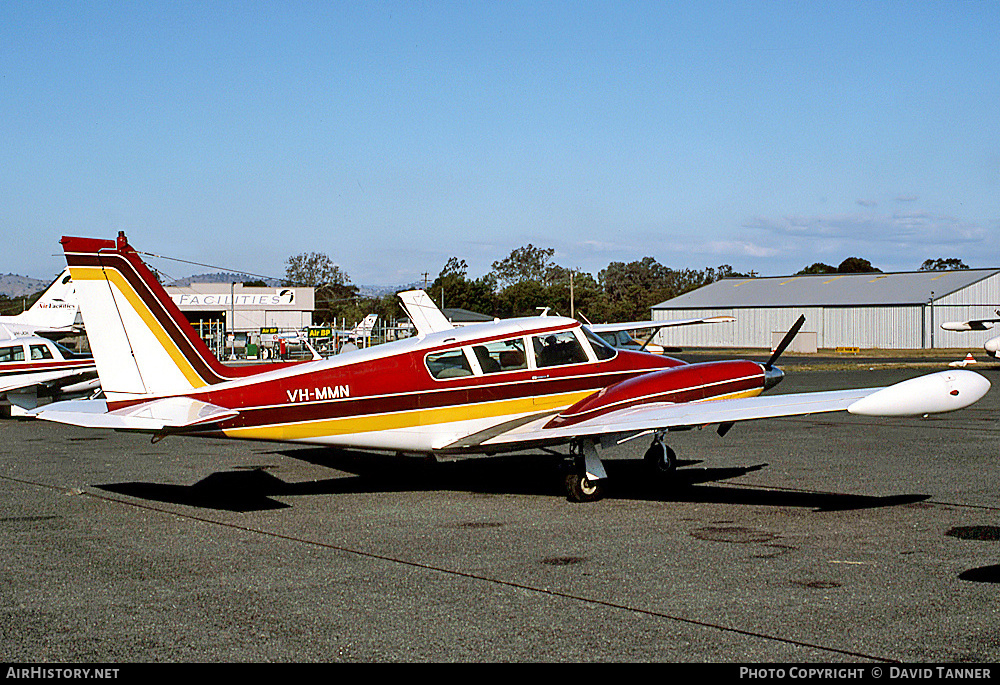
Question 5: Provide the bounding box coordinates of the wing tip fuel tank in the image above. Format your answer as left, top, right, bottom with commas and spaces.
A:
847, 370, 990, 417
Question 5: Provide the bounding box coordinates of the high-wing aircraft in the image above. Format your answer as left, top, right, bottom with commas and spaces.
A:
30, 233, 991, 502
0, 268, 82, 340
586, 316, 736, 354
1, 335, 98, 411
941, 310, 1000, 357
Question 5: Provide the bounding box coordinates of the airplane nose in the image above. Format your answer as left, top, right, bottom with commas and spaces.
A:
985, 337, 1000, 358
762, 364, 784, 390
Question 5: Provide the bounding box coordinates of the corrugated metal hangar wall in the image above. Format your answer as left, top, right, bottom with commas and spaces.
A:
651, 269, 1000, 350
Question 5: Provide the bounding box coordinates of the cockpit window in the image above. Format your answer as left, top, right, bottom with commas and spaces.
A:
425, 348, 474, 379
531, 330, 590, 368
54, 342, 89, 359
582, 327, 618, 360
30, 344, 54, 360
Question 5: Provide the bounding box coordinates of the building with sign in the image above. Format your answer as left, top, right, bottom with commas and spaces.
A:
165, 282, 314, 357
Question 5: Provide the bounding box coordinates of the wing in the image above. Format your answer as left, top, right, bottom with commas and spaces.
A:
587, 316, 735, 334
30, 396, 238, 432
462, 370, 990, 450
941, 310, 1000, 331
0, 368, 97, 395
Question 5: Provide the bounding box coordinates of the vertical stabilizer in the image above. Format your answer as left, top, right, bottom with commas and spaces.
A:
0, 269, 81, 339
60, 233, 246, 404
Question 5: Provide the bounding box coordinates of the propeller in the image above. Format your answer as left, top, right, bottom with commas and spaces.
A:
717, 314, 805, 438
765, 314, 805, 369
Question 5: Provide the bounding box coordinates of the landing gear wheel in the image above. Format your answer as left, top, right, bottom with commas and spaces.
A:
565, 470, 605, 503
644, 439, 677, 478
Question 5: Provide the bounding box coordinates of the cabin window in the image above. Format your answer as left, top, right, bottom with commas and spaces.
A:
0, 345, 25, 363
531, 330, 589, 368
425, 348, 474, 379
471, 338, 528, 374
30, 345, 54, 360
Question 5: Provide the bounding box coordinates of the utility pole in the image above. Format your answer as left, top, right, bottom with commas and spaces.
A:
570, 270, 575, 319
230, 282, 236, 360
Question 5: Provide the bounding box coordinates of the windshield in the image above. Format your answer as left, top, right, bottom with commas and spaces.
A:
582, 326, 618, 360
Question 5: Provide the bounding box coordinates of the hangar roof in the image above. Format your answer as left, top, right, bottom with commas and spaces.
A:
653, 269, 1000, 309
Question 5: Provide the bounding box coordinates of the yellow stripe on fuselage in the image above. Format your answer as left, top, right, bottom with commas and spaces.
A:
223, 389, 596, 442
223, 384, 765, 443
70, 265, 209, 389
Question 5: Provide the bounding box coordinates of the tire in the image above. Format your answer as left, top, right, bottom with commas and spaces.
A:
644, 440, 677, 477
565, 471, 605, 503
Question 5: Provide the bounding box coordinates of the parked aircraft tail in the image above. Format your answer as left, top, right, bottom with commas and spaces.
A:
398, 290, 453, 336
60, 232, 264, 403
0, 268, 81, 340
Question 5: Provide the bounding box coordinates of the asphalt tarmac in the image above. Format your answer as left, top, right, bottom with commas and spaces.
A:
2, 365, 999, 663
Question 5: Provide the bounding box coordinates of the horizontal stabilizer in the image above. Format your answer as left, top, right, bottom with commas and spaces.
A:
31, 396, 239, 432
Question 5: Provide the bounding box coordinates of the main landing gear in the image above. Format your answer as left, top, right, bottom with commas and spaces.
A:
643, 434, 676, 479
563, 433, 679, 502
564, 440, 609, 503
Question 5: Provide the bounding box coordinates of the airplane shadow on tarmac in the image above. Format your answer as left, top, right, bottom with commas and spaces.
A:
95, 446, 930, 514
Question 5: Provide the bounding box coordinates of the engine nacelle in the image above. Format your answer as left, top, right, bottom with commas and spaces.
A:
546, 360, 766, 428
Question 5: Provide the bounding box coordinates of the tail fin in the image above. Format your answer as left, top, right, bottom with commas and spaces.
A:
61, 232, 251, 403
0, 269, 81, 339
22, 268, 79, 326
397, 290, 453, 336
352, 313, 378, 338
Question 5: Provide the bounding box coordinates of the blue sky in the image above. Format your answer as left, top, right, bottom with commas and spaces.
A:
3, 1, 998, 285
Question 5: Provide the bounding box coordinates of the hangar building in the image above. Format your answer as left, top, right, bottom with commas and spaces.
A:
651, 269, 1000, 351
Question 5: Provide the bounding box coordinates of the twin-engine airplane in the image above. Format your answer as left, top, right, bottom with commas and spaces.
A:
31, 233, 991, 501
1, 335, 98, 411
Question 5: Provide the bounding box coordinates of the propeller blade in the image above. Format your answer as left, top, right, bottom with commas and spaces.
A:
765, 315, 805, 369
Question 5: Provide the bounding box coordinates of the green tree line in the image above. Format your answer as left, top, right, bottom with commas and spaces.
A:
281, 248, 970, 326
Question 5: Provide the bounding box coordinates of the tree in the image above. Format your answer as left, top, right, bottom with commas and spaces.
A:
427, 257, 498, 316
284, 252, 352, 288
920, 258, 969, 271
284, 252, 359, 323
837, 257, 881, 273
597, 258, 737, 321
490, 244, 556, 288
797, 262, 838, 275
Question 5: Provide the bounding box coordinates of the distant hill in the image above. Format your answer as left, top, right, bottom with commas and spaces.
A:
356, 282, 424, 298
168, 272, 279, 287
0, 273, 49, 298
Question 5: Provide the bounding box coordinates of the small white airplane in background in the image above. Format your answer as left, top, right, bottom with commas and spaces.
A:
334, 313, 379, 352
585, 316, 736, 354
941, 310, 1000, 357
1, 335, 98, 411
0, 269, 82, 340
29, 233, 992, 502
